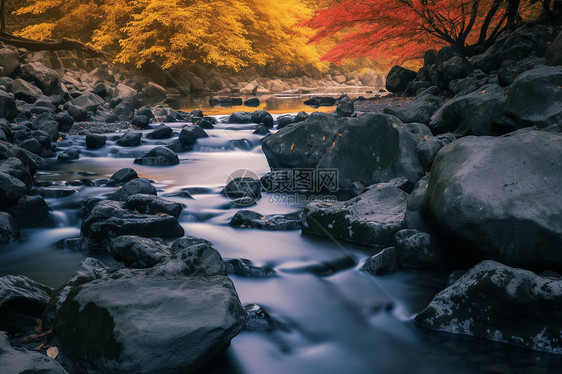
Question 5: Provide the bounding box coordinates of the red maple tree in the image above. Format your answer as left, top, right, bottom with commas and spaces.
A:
305, 0, 556, 65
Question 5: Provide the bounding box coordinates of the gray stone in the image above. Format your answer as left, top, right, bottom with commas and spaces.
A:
110, 235, 170, 268
134, 146, 179, 166
430, 84, 503, 136
361, 247, 398, 275
384, 94, 443, 125
302, 185, 408, 247
124, 194, 183, 218
12, 78, 42, 103
179, 125, 208, 146
491, 65, 562, 132
108, 178, 157, 201
116, 130, 142, 147
0, 48, 20, 76
20, 62, 62, 95
0, 275, 52, 333
0, 212, 18, 243
416, 260, 562, 354
420, 131, 562, 270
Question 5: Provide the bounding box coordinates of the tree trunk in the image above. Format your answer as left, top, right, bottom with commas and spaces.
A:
0, 31, 105, 57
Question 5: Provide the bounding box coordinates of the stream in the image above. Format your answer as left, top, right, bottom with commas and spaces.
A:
0, 98, 559, 373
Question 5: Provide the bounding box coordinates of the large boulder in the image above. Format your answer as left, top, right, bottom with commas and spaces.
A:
0, 172, 27, 208
81, 200, 184, 242
0, 275, 52, 333
385, 65, 417, 93
262, 113, 431, 189
420, 131, 562, 270
429, 84, 504, 135
52, 242, 246, 373
383, 94, 443, 125
416, 260, 562, 354
491, 66, 562, 132
0, 332, 69, 374
124, 194, 183, 218
302, 185, 408, 247
116, 130, 142, 147
179, 125, 208, 146
20, 62, 62, 95
0, 48, 20, 76
12, 78, 43, 103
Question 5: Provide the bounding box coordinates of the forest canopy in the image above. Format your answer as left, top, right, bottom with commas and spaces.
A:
5, 0, 557, 70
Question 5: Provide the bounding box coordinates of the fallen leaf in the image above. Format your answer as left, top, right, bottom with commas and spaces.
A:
56, 137, 63, 142
423, 135, 427, 140
24, 334, 40, 342
290, 143, 295, 150
337, 133, 343, 138
481, 90, 486, 94
376, 185, 383, 187
46, 346, 59, 359
155, 212, 168, 216
40, 329, 53, 339
331, 142, 335, 149
322, 136, 326, 141
558, 86, 562, 89
34, 343, 45, 351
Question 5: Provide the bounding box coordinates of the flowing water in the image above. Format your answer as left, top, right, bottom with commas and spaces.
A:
0, 99, 559, 373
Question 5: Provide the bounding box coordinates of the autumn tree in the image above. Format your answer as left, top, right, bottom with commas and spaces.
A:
13, 0, 324, 71
304, 0, 546, 65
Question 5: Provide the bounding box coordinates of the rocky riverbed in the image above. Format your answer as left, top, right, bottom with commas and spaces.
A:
0, 22, 561, 374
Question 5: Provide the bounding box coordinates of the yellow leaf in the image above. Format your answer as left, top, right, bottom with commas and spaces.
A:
155, 212, 168, 216
56, 137, 62, 142
376, 185, 383, 187
337, 133, 343, 138
290, 143, 295, 150
322, 136, 326, 141
46, 346, 59, 359
34, 343, 45, 351
331, 142, 335, 149
423, 135, 427, 140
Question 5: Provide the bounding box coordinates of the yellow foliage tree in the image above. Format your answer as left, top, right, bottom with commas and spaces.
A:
14, 0, 326, 71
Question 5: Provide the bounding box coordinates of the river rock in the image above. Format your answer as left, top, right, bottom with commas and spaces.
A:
384, 94, 443, 125
107, 168, 138, 187
224, 259, 276, 278
336, 94, 354, 117
56, 112, 74, 132
0, 172, 27, 208
302, 185, 408, 247
491, 65, 562, 132
81, 200, 184, 242
86, 133, 107, 149
361, 247, 398, 275
497, 56, 546, 86
251, 110, 274, 128
415, 260, 562, 354
134, 146, 179, 166
0, 332, 69, 374
12, 195, 50, 228
0, 48, 20, 76
0, 156, 32, 189
109, 235, 170, 268
420, 130, 562, 270
221, 177, 261, 202
394, 229, 450, 269
430, 84, 503, 135
108, 178, 157, 201
0, 212, 18, 243
124, 194, 183, 218
12, 78, 42, 103
68, 104, 88, 122
52, 243, 246, 373
147, 124, 173, 139
386, 65, 417, 93
131, 114, 150, 129
57, 147, 80, 162
20, 62, 62, 96
116, 130, 142, 147
244, 97, 260, 107
303, 96, 336, 107
195, 117, 215, 129
179, 125, 208, 146
230, 210, 301, 230
225, 111, 252, 124
415, 133, 457, 170
438, 55, 473, 85
0, 275, 52, 333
